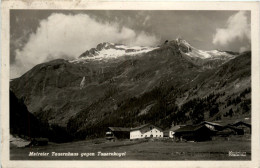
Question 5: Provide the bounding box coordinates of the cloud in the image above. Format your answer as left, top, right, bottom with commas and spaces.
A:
11, 13, 159, 78
239, 45, 251, 53
213, 11, 250, 46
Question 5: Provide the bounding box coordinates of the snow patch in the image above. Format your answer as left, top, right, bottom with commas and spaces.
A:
185, 47, 235, 59
176, 37, 236, 59
70, 44, 158, 63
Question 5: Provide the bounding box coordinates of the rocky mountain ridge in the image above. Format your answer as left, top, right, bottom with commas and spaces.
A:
71, 38, 237, 64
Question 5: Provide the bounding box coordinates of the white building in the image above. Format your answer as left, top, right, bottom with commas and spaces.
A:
130, 124, 163, 139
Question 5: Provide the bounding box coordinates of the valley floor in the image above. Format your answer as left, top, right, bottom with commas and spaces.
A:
10, 136, 251, 160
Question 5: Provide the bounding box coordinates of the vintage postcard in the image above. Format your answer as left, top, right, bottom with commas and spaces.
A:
1, 1, 260, 168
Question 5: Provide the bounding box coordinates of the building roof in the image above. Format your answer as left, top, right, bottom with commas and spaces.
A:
174, 120, 251, 134
196, 121, 224, 131
108, 127, 130, 132
231, 121, 251, 128
174, 125, 196, 133
175, 124, 216, 133
166, 125, 185, 132
222, 125, 241, 130
173, 121, 223, 133
130, 123, 162, 131
131, 123, 150, 131
219, 125, 244, 134
199, 121, 223, 126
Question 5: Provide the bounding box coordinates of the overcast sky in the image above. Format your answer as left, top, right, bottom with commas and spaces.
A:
10, 10, 251, 78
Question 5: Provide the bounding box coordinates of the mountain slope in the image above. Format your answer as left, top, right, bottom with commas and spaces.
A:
66, 51, 251, 138
10, 39, 250, 140
11, 39, 203, 126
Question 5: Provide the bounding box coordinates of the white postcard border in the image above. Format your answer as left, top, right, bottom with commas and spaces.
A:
1, 1, 259, 168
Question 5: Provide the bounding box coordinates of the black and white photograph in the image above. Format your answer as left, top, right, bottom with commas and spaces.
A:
1, 1, 260, 168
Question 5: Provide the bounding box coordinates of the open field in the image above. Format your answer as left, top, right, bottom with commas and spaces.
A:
10, 136, 251, 160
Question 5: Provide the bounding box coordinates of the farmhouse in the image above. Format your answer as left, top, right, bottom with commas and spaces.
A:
174, 124, 217, 141
216, 125, 244, 137
106, 127, 130, 141
231, 121, 251, 134
130, 124, 163, 139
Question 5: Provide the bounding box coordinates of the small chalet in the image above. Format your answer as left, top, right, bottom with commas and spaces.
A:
106, 127, 130, 141
130, 124, 163, 139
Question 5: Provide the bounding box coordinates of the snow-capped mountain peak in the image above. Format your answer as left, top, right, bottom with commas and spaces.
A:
70, 38, 238, 64
173, 38, 237, 60
70, 42, 158, 63
176, 37, 193, 52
